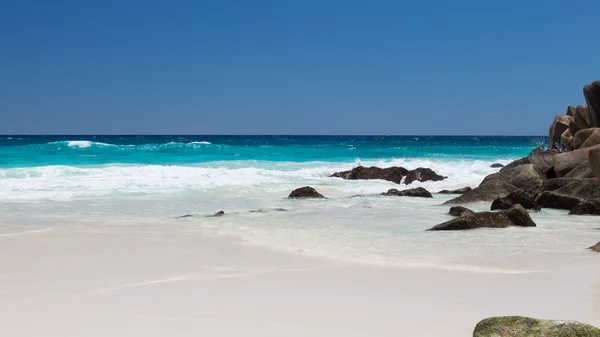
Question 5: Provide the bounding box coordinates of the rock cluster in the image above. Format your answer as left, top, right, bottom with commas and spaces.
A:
331, 166, 446, 185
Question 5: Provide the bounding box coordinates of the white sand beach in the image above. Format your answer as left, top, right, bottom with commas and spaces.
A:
1, 205, 599, 337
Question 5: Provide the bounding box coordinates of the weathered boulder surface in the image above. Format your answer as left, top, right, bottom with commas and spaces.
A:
331, 166, 407, 184
573, 104, 593, 129
444, 180, 518, 204
574, 128, 597, 149
288, 186, 325, 199
554, 144, 600, 177
584, 80, 600, 127
438, 187, 471, 194
491, 190, 541, 211
483, 164, 546, 197
382, 187, 432, 198
549, 115, 572, 149
501, 147, 558, 177
563, 160, 595, 179
448, 206, 475, 217
429, 205, 535, 231
590, 148, 600, 181
561, 129, 575, 150
537, 191, 582, 210
569, 199, 600, 215
537, 179, 600, 210
403, 167, 446, 185
581, 129, 600, 149
542, 178, 582, 192
473, 316, 600, 337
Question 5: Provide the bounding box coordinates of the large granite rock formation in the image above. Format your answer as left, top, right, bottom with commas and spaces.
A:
429, 205, 535, 231
473, 316, 600, 337
554, 144, 600, 177
584, 80, 600, 127
548, 115, 572, 149
482, 164, 546, 197
589, 147, 600, 181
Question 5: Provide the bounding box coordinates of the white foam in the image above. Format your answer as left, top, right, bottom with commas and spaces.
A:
0, 158, 509, 201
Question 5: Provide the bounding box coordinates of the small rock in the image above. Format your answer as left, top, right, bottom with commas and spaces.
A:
382, 187, 432, 198
438, 187, 471, 194
448, 206, 475, 217
490, 163, 504, 168
473, 316, 600, 337
214, 211, 225, 216
491, 190, 541, 211
590, 242, 600, 252
331, 166, 408, 184
569, 199, 600, 215
288, 186, 325, 199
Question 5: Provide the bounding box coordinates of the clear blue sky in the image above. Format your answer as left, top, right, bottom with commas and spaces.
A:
1, 0, 599, 135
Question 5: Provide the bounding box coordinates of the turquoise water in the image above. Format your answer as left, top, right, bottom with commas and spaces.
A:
0, 135, 545, 168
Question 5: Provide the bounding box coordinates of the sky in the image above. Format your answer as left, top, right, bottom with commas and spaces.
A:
1, 0, 599, 135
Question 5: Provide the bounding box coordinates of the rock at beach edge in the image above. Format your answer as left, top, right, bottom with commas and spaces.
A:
288, 186, 325, 199
473, 316, 600, 337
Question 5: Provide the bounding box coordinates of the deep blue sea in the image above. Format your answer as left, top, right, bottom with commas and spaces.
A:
0, 135, 545, 168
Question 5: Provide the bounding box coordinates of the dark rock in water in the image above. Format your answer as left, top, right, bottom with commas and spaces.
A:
443, 180, 518, 204
382, 187, 432, 198
564, 160, 595, 179
584, 80, 600, 127
448, 206, 475, 217
249, 208, 288, 213
569, 199, 600, 215
176, 214, 195, 218
214, 211, 225, 216
429, 205, 535, 231
483, 164, 546, 197
473, 316, 600, 337
536, 191, 581, 210
590, 242, 600, 252
288, 186, 325, 199
438, 187, 471, 194
490, 163, 504, 168
331, 166, 408, 184
403, 167, 446, 185
491, 191, 540, 211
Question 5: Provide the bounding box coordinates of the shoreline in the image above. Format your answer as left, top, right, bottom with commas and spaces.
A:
1, 221, 599, 337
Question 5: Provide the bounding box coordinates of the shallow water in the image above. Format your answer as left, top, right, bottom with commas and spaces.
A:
1, 135, 597, 272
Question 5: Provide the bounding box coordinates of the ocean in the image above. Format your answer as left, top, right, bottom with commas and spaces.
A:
1, 135, 597, 272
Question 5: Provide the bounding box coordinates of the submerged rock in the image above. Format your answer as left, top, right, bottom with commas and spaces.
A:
438, 187, 471, 194
382, 187, 432, 198
491, 190, 541, 211
444, 180, 518, 204
448, 206, 475, 217
569, 199, 600, 215
288, 186, 325, 199
403, 167, 446, 185
473, 316, 600, 337
429, 205, 535, 231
